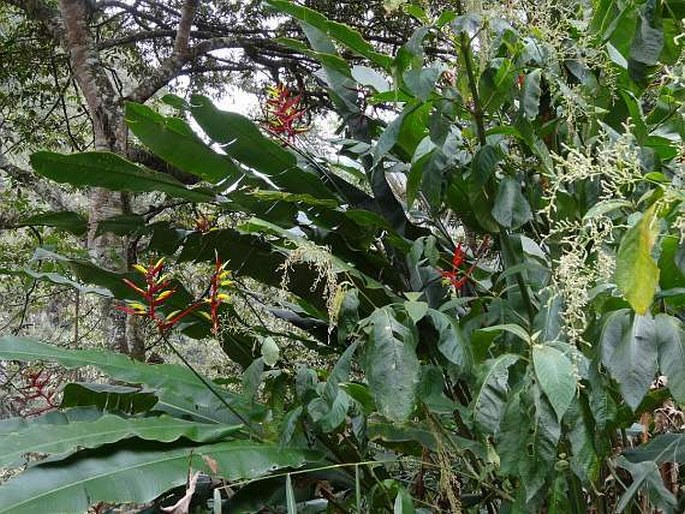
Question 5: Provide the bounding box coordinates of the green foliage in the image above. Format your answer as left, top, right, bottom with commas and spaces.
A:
3, 0, 685, 512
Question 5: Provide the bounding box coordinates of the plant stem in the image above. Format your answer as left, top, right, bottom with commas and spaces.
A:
162, 334, 256, 433
499, 232, 536, 325
454, 0, 486, 147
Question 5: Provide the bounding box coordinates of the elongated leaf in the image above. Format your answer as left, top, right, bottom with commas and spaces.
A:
533, 345, 576, 420
361, 308, 419, 422
0, 441, 314, 514
266, 0, 393, 70
0, 414, 241, 468
0, 337, 247, 425
426, 309, 472, 371
521, 69, 542, 120
61, 382, 157, 414
623, 433, 685, 464
473, 354, 520, 433
655, 314, 685, 403
30, 151, 214, 202
188, 95, 296, 175
492, 178, 532, 229
600, 310, 658, 410
615, 205, 660, 314
616, 459, 676, 513
0, 269, 112, 297
479, 323, 530, 343
126, 103, 240, 184
18, 211, 87, 236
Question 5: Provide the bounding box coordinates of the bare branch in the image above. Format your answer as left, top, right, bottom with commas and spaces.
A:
173, 0, 198, 57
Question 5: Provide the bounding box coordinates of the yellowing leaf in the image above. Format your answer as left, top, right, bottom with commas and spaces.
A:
615, 205, 660, 315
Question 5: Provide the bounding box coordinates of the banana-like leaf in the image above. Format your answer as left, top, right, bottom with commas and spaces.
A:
30, 151, 215, 202
0, 440, 316, 514
0, 337, 250, 425
0, 414, 241, 468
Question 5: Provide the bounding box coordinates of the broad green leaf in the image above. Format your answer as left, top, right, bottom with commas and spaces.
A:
404, 300, 428, 324
361, 308, 420, 422
17, 211, 87, 236
521, 69, 542, 120
0, 414, 241, 468
655, 314, 685, 404
479, 323, 530, 343
61, 382, 157, 414
126, 102, 239, 184
491, 177, 532, 229
0, 337, 247, 425
623, 433, 685, 463
403, 65, 442, 102
468, 145, 501, 232
533, 345, 576, 420
393, 486, 416, 514
426, 309, 472, 371
628, 0, 664, 87
473, 354, 520, 433
351, 65, 390, 92
498, 384, 561, 500
615, 204, 660, 314
266, 0, 393, 70
582, 199, 632, 220
616, 459, 677, 513
30, 151, 214, 202
188, 95, 296, 175
567, 399, 601, 483
261, 337, 280, 367
600, 310, 658, 410
0, 269, 112, 297
95, 214, 147, 237
0, 441, 314, 514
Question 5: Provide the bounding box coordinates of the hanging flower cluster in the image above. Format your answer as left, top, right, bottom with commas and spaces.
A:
262, 83, 309, 140
118, 256, 231, 334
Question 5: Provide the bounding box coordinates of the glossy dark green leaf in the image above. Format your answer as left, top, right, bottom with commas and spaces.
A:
521, 69, 542, 120
491, 177, 532, 229
473, 354, 520, 433
126, 102, 239, 184
18, 211, 87, 236
616, 459, 676, 513
266, 0, 393, 70
426, 309, 472, 371
600, 310, 657, 410
628, 0, 664, 87
0, 441, 314, 514
361, 307, 419, 422
0, 414, 240, 468
30, 151, 214, 202
533, 344, 576, 421
623, 433, 685, 463
61, 382, 157, 414
655, 314, 685, 403
188, 94, 296, 175
0, 337, 247, 425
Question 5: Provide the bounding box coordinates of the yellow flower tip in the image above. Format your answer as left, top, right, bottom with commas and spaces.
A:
216, 293, 231, 302
165, 310, 181, 320
200, 311, 212, 321
156, 274, 172, 285
154, 257, 166, 270
128, 302, 147, 313
218, 270, 231, 280
133, 264, 148, 275
155, 290, 174, 302
220, 280, 233, 287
